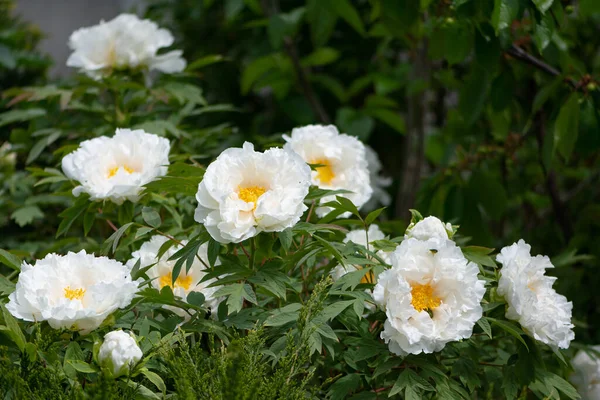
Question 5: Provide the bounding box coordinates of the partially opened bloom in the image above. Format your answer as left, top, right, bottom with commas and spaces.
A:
7, 251, 139, 334
62, 128, 170, 204
67, 13, 186, 78
127, 235, 222, 318
194, 142, 311, 243
405, 215, 453, 241
570, 346, 600, 400
98, 330, 143, 377
497, 240, 574, 349
373, 237, 485, 356
283, 124, 372, 217
363, 146, 392, 211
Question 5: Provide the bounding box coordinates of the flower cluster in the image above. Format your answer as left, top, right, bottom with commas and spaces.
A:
496, 240, 574, 349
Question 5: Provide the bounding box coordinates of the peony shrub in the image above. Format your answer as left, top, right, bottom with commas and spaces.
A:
0, 10, 592, 400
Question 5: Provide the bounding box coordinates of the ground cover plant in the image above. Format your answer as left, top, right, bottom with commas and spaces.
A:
1, 0, 600, 399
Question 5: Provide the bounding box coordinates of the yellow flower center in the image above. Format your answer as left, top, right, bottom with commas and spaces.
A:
238, 186, 266, 209
107, 165, 134, 178
64, 286, 86, 301
313, 159, 335, 185
410, 283, 441, 312
159, 272, 194, 291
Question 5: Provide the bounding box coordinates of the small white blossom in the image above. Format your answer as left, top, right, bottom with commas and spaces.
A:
405, 215, 453, 241
7, 251, 139, 334
497, 240, 574, 349
363, 146, 392, 212
127, 235, 222, 319
194, 142, 311, 244
373, 237, 485, 356
98, 330, 143, 377
62, 128, 170, 204
570, 346, 600, 400
283, 124, 372, 217
67, 13, 186, 78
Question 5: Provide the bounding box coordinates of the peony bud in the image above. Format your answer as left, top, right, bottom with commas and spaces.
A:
98, 330, 143, 377
405, 215, 453, 241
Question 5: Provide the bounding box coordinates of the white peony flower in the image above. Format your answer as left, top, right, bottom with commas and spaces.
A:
570, 346, 600, 400
283, 124, 372, 217
373, 237, 485, 356
7, 250, 139, 334
98, 330, 143, 377
362, 146, 392, 212
62, 128, 170, 204
194, 142, 311, 244
405, 215, 453, 241
127, 235, 222, 319
496, 240, 574, 349
67, 13, 186, 78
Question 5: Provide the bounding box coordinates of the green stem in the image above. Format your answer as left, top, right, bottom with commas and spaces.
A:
249, 237, 256, 270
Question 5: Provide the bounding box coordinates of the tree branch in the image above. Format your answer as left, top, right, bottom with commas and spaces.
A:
260, 0, 331, 123
506, 45, 577, 89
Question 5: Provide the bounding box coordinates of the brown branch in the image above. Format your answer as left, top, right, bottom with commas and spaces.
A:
260, 0, 331, 123
506, 44, 577, 89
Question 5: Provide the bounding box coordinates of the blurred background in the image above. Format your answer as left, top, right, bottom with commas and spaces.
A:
3, 0, 599, 342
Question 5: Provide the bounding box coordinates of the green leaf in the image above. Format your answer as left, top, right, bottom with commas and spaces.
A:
268, 8, 305, 49
463, 246, 497, 268
207, 238, 221, 267
103, 222, 135, 254
277, 229, 293, 251
0, 44, 16, 69
186, 54, 227, 71
264, 303, 302, 326
0, 108, 46, 127
142, 207, 161, 229
477, 318, 492, 339
535, 370, 580, 400
307, 0, 338, 46
532, 0, 553, 13
327, 373, 361, 400
390, 369, 435, 397
27, 129, 62, 165
554, 93, 580, 162
0, 304, 26, 351
365, 207, 386, 225
491, 0, 519, 33
141, 369, 166, 394
459, 66, 491, 126
186, 292, 206, 307
302, 47, 340, 67
366, 108, 406, 134
241, 54, 279, 94
319, 300, 354, 321
11, 206, 44, 227
488, 318, 529, 350
329, 0, 365, 36
533, 13, 553, 52
0, 249, 22, 271
56, 196, 89, 238
67, 360, 99, 374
